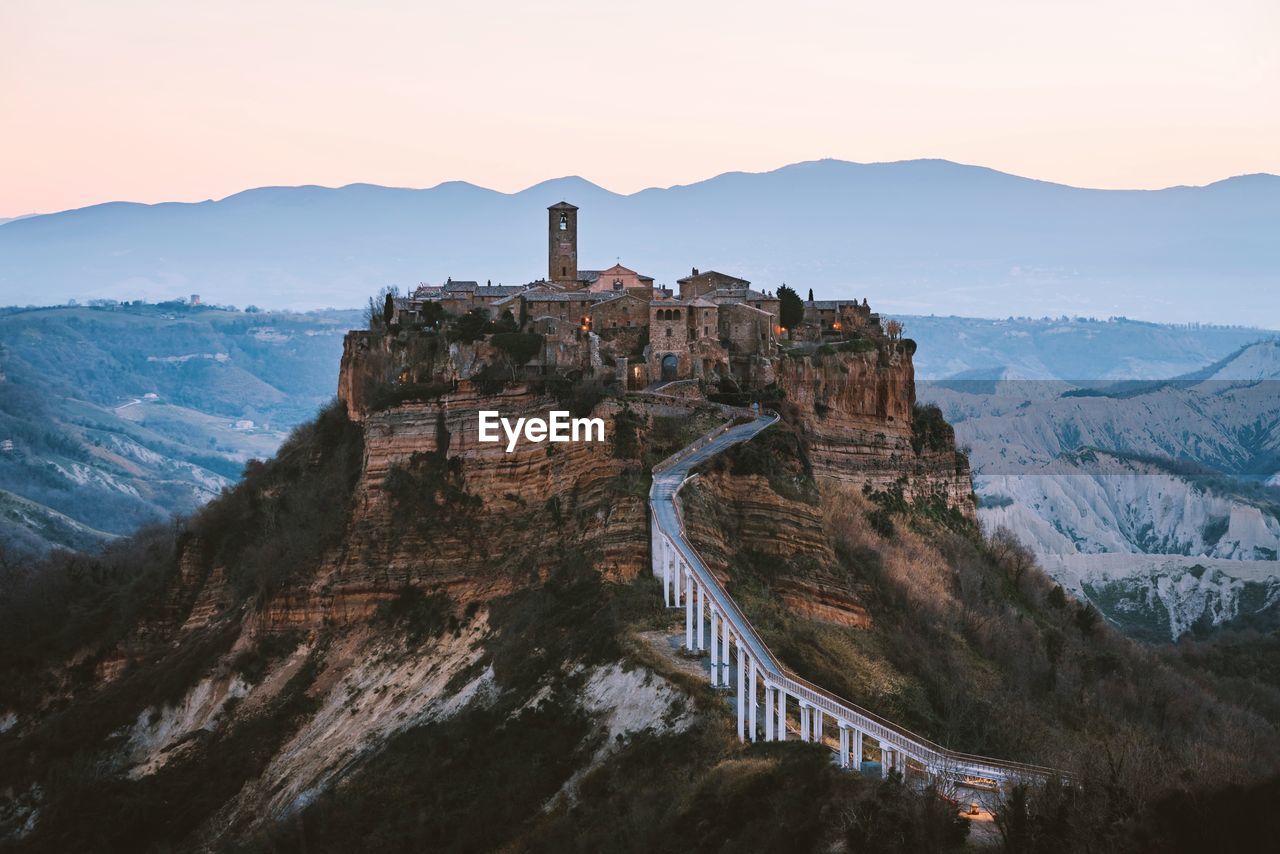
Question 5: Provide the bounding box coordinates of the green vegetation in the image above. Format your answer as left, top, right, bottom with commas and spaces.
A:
366, 380, 454, 411
698, 421, 817, 504
447, 307, 492, 343
376, 585, 459, 643
189, 400, 363, 599
6, 640, 329, 854
384, 418, 482, 540
0, 522, 182, 709
776, 284, 804, 334
490, 331, 545, 374
683, 427, 1280, 850
910, 404, 955, 455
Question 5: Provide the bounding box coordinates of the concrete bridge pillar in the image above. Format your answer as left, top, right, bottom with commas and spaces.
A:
736, 647, 746, 741
838, 725, 850, 768
748, 661, 758, 741
776, 687, 787, 741
813, 708, 823, 744
853, 730, 863, 771
799, 702, 810, 741
684, 567, 694, 650
764, 685, 776, 741
662, 541, 671, 607
720, 617, 730, 686
696, 582, 705, 651
709, 607, 719, 684
651, 520, 659, 577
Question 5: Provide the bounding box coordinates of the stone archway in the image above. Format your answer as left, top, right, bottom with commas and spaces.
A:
661, 353, 679, 382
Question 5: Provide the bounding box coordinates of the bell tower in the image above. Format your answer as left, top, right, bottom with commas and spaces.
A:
548, 201, 578, 287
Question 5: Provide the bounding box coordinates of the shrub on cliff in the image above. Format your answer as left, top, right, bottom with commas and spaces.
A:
447, 307, 492, 343
366, 380, 454, 411
910, 403, 954, 455
777, 284, 804, 335
190, 399, 364, 599
490, 331, 544, 376
0, 521, 182, 708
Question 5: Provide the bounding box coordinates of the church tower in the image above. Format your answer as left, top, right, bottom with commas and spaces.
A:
548, 201, 578, 287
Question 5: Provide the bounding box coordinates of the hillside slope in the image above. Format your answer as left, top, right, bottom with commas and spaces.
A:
922, 339, 1280, 640
2, 324, 1278, 851
0, 304, 358, 555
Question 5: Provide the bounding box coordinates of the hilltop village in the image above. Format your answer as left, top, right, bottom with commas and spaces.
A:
376, 202, 888, 397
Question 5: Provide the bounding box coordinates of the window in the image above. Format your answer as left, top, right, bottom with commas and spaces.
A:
561, 266, 567, 277
666, 328, 672, 337
559, 213, 568, 231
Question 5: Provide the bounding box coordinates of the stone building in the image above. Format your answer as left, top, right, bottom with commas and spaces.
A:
677, 269, 750, 300
804, 298, 878, 338
548, 201, 578, 286
581, 263, 655, 296
649, 301, 691, 382
385, 200, 879, 389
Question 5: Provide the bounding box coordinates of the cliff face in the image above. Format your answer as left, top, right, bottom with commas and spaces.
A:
775, 346, 974, 513
258, 386, 648, 630
682, 466, 872, 629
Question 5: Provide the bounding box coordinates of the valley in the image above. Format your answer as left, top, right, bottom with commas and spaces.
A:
0, 303, 360, 555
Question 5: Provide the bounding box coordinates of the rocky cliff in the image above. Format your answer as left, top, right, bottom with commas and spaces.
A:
775, 345, 974, 512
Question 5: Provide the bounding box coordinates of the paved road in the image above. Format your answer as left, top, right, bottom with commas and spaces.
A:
650, 411, 1063, 787
650, 413, 783, 677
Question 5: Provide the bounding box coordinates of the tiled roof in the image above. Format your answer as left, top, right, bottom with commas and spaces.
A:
521, 291, 616, 303
676, 269, 751, 286
706, 287, 778, 302
807, 299, 863, 310
442, 280, 480, 292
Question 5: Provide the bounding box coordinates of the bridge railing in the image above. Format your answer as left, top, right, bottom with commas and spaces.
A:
649, 412, 1066, 785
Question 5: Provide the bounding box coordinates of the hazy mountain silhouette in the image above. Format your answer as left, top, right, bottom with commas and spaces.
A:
2, 159, 1277, 324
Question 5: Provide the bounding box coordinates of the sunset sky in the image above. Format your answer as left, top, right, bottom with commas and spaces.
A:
3, 0, 1278, 217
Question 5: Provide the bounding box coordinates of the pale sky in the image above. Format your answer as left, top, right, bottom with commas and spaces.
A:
2, 0, 1278, 216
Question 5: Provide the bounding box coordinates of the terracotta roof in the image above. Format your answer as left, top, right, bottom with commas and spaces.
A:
521, 291, 616, 303
676, 269, 751, 286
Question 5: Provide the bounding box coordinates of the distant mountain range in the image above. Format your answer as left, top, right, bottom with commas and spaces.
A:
2, 159, 1278, 325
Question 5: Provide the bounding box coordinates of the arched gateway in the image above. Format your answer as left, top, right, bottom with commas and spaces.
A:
661, 354, 679, 382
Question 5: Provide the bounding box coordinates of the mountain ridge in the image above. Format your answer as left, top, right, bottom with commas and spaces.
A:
4, 159, 1278, 323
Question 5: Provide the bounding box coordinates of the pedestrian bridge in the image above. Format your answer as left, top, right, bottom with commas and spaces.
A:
649, 411, 1061, 788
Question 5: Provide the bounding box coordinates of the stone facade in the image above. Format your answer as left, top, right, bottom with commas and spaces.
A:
382, 200, 886, 389
548, 201, 578, 286
649, 301, 692, 382
677, 268, 750, 300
